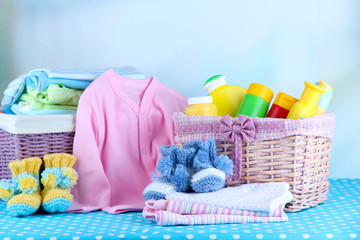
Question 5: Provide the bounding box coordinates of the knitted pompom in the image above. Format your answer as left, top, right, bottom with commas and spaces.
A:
159, 145, 179, 159
156, 156, 174, 179
206, 138, 218, 164
184, 139, 213, 170
183, 140, 203, 152
192, 149, 213, 170
16, 173, 39, 194
213, 154, 234, 175
41, 168, 62, 188
175, 148, 196, 167
0, 179, 15, 202
41, 167, 78, 189
60, 167, 78, 189
171, 164, 189, 192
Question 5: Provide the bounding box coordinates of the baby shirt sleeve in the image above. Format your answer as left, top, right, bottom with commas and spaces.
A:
67, 99, 111, 212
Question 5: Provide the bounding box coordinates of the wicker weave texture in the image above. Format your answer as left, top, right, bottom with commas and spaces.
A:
0, 129, 74, 180
216, 135, 332, 212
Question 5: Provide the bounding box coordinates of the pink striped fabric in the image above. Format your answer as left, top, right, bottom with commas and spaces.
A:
154, 211, 288, 226
173, 111, 336, 143
165, 200, 283, 217
143, 182, 293, 226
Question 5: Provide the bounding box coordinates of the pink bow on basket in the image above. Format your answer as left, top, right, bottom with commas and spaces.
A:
219, 115, 256, 182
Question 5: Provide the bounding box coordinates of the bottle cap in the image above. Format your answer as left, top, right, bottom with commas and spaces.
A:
316, 80, 333, 91
246, 83, 274, 103
298, 82, 325, 107
274, 92, 298, 110
188, 96, 213, 105
203, 75, 227, 93
304, 82, 326, 93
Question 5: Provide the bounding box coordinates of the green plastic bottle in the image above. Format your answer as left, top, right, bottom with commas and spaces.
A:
236, 83, 274, 118
203, 75, 247, 117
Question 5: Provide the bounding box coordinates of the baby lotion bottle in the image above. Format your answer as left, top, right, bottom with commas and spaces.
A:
185, 96, 218, 116
236, 83, 274, 118
266, 92, 298, 119
315, 80, 333, 114
203, 75, 247, 117
287, 82, 325, 120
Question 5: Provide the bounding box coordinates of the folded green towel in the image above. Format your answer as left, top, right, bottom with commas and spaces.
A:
27, 84, 84, 106
19, 93, 78, 111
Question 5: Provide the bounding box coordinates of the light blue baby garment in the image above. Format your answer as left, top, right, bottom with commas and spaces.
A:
10, 104, 77, 115
26, 67, 145, 92
1, 74, 26, 109
2, 107, 15, 115
1, 67, 145, 108
47, 66, 144, 80
25, 70, 92, 92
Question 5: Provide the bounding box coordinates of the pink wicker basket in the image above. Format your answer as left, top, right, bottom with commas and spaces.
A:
0, 113, 76, 180
173, 112, 336, 212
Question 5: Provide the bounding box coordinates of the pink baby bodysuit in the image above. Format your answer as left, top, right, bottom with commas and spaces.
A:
68, 69, 187, 214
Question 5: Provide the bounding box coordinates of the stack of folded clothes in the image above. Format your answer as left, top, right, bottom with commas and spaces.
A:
143, 182, 293, 226
1, 67, 144, 115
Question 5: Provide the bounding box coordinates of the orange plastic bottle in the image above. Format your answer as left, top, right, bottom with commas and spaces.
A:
266, 92, 298, 119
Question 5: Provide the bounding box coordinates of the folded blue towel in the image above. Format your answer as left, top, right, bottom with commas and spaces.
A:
2, 67, 145, 108
25, 70, 92, 92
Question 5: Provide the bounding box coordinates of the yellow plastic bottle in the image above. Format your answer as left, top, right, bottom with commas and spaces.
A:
287, 82, 326, 120
185, 96, 218, 116
203, 75, 247, 117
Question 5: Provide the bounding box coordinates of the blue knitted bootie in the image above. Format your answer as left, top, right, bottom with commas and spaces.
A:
145, 139, 234, 198
191, 168, 226, 193
143, 181, 176, 201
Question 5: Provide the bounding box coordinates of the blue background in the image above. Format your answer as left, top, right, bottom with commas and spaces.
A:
0, 0, 359, 178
